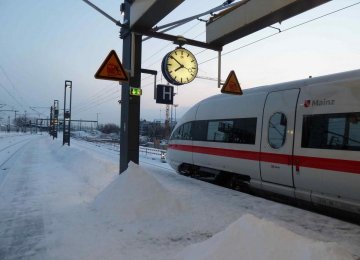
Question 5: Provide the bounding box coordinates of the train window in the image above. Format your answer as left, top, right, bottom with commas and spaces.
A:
302, 112, 360, 151
268, 112, 287, 149
232, 118, 257, 144
170, 122, 192, 140
191, 121, 207, 141
170, 125, 183, 140
182, 122, 192, 140
171, 118, 257, 143
205, 118, 257, 144
207, 121, 232, 142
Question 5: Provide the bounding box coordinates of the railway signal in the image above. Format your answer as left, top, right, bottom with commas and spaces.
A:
63, 80, 72, 146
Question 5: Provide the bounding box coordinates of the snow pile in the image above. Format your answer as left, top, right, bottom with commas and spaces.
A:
93, 162, 186, 223
178, 214, 355, 260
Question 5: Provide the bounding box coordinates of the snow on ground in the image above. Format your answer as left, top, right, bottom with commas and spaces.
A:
0, 134, 359, 260
94, 162, 187, 223
178, 214, 354, 260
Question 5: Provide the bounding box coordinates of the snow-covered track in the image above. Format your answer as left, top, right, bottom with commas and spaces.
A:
0, 137, 34, 168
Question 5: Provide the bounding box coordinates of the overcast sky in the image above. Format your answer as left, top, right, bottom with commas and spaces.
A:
0, 0, 359, 125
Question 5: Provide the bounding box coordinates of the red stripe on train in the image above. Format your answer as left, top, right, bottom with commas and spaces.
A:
168, 144, 360, 175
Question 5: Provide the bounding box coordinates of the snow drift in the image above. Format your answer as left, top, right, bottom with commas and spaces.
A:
178, 214, 355, 260
93, 161, 186, 223
93, 162, 355, 260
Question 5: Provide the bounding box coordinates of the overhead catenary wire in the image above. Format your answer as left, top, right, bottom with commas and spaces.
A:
73, 88, 120, 115
74, 87, 119, 109
0, 66, 28, 111
0, 82, 25, 112
73, 82, 119, 110
73, 91, 119, 113
74, 95, 120, 116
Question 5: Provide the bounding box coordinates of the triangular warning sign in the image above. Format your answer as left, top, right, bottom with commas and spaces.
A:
94, 50, 129, 82
221, 70, 242, 95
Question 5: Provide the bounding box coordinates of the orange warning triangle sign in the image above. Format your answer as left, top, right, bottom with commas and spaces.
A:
94, 50, 129, 82
221, 70, 242, 95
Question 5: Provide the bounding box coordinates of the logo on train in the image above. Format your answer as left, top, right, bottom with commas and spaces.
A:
304, 99, 335, 108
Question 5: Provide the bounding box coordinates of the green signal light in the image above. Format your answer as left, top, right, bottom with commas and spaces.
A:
130, 87, 142, 96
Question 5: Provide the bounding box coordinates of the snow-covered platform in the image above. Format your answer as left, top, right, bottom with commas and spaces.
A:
0, 134, 359, 260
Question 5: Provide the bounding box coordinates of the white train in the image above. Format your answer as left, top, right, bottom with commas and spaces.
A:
166, 69, 360, 215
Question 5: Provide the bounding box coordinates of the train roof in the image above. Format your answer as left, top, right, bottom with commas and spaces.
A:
175, 68, 360, 126
202, 68, 360, 103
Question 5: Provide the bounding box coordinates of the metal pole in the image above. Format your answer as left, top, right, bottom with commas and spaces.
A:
50, 106, 53, 135
69, 81, 72, 146
63, 81, 67, 141
120, 0, 142, 174
24, 110, 27, 133
174, 104, 178, 124
63, 81, 72, 145
81, 0, 122, 26
170, 105, 173, 130
218, 50, 222, 88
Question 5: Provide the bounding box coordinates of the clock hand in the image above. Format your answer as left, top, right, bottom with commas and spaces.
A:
170, 56, 183, 67
175, 66, 183, 72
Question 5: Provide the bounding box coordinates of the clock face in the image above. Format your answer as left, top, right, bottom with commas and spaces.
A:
162, 47, 198, 85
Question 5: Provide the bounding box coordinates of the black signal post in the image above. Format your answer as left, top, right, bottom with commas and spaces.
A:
119, 0, 142, 174
63, 80, 72, 146
49, 106, 53, 136
53, 100, 59, 139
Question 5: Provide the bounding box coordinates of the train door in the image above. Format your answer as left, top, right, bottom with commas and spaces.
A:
260, 89, 300, 187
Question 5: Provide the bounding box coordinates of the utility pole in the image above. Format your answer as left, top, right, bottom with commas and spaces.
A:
96, 112, 100, 129
49, 106, 53, 136
24, 110, 27, 133
174, 104, 178, 124
7, 116, 10, 132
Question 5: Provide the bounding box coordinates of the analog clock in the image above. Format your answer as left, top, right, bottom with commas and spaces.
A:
162, 47, 198, 85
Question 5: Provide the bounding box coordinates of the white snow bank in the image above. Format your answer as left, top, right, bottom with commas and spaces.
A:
178, 214, 355, 260
93, 162, 186, 223
52, 144, 118, 176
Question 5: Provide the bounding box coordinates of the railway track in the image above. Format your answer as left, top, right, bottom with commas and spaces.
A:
0, 138, 33, 168
0, 136, 36, 187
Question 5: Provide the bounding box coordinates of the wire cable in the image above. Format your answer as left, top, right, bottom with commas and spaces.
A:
0, 65, 29, 110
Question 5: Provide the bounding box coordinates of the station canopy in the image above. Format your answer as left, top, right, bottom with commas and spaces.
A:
206, 0, 331, 47
130, 0, 184, 30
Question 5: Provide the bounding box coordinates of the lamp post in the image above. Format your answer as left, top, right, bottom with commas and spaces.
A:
24, 110, 27, 133
96, 112, 100, 129
174, 104, 178, 125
